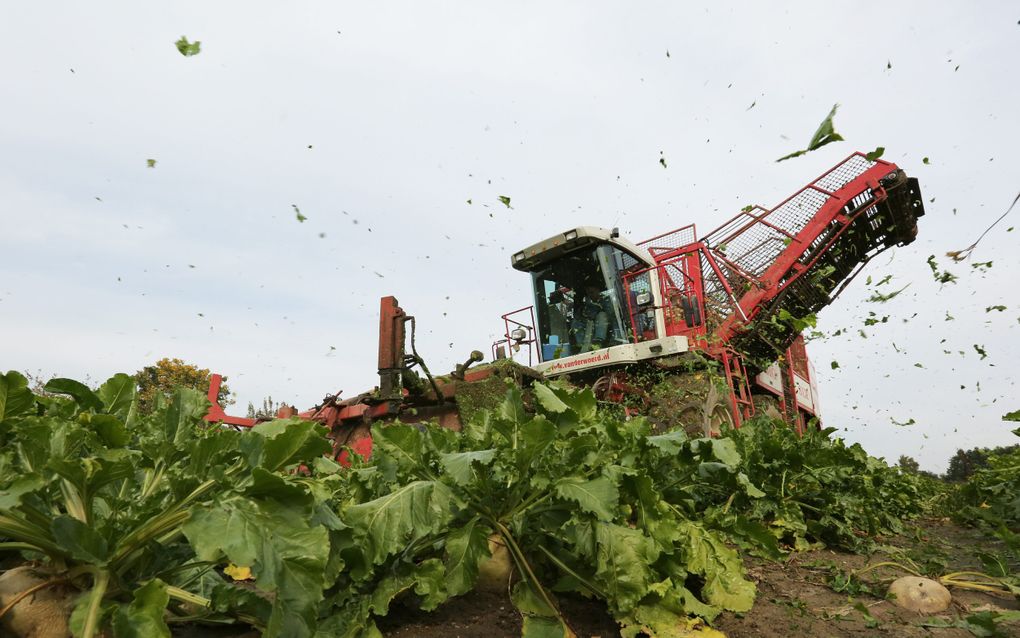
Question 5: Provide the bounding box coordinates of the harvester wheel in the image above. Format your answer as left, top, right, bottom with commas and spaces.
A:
676, 394, 734, 439
592, 371, 650, 414
707, 401, 735, 437
646, 371, 733, 437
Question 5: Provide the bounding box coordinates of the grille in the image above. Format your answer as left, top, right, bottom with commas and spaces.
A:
638, 224, 697, 260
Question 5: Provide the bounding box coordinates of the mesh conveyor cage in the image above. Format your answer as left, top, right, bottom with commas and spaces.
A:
694, 154, 923, 364
637, 224, 697, 259
703, 155, 876, 278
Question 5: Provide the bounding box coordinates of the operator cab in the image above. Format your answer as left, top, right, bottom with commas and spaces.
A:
511, 227, 661, 362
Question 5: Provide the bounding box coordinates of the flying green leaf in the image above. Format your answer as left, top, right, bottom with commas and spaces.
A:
922, 157, 930, 164
926, 255, 958, 284
864, 147, 885, 161
867, 284, 909, 303
776, 103, 844, 162
175, 36, 202, 57
146, 159, 157, 168
292, 204, 307, 222
498, 195, 512, 208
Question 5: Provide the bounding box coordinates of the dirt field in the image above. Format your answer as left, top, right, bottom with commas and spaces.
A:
376, 519, 1019, 638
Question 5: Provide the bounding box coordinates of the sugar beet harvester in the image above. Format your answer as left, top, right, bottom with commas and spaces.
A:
205, 152, 925, 460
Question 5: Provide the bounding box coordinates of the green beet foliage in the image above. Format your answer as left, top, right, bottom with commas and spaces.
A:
0, 370, 336, 638
0, 372, 939, 637
319, 381, 934, 637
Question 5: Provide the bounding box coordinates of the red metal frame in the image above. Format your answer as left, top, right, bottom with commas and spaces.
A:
492, 305, 538, 364
718, 349, 754, 426
621, 153, 914, 429
204, 374, 257, 429
630, 154, 905, 343
703, 154, 899, 343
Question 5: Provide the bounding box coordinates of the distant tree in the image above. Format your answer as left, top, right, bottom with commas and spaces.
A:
944, 448, 990, 482
246, 396, 282, 420
135, 358, 231, 414
897, 455, 920, 473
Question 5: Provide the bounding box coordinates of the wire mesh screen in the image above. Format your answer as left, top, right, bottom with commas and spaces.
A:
703, 155, 876, 280
699, 253, 745, 331
814, 154, 875, 192
637, 225, 697, 260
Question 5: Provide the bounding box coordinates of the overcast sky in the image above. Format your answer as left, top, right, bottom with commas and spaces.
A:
2, 2, 1017, 472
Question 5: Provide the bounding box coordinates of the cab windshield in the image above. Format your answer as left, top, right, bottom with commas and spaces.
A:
531, 243, 643, 361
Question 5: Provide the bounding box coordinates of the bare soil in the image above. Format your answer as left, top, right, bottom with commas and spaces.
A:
713, 519, 1019, 638
377, 519, 1020, 638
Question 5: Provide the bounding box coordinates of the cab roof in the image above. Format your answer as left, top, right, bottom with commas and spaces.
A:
510, 226, 655, 272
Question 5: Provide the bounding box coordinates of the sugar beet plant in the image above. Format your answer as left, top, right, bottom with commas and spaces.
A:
325, 381, 937, 637
323, 383, 759, 638
0, 370, 342, 637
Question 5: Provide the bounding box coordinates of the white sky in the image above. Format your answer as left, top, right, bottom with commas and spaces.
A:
1, 2, 1017, 472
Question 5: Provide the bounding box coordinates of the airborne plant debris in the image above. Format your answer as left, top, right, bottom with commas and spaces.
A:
175, 36, 201, 57
776, 103, 844, 162
866, 284, 909, 303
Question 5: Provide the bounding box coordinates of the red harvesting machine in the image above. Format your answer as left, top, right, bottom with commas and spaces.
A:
205, 152, 925, 458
